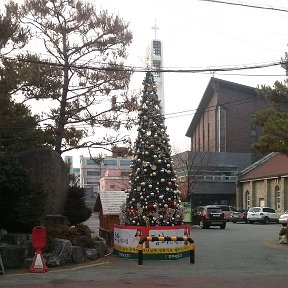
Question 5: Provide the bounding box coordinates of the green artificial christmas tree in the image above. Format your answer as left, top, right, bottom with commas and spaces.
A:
122, 72, 183, 226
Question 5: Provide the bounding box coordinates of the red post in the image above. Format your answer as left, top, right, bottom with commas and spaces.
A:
30, 226, 48, 273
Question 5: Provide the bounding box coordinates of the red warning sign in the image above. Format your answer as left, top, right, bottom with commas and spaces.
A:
30, 251, 48, 273
30, 226, 48, 273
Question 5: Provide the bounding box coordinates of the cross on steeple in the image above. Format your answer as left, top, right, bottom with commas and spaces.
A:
152, 20, 159, 39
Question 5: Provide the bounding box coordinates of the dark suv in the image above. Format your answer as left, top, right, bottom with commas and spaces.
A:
192, 205, 226, 229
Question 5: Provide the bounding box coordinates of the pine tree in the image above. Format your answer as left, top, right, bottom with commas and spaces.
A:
122, 72, 183, 226
6, 0, 136, 155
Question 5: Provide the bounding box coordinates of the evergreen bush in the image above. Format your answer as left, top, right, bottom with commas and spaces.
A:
0, 153, 46, 232
63, 185, 92, 226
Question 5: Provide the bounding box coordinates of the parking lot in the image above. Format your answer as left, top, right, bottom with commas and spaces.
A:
190, 221, 287, 275
1, 221, 288, 288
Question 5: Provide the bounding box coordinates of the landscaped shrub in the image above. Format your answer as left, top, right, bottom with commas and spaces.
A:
0, 153, 46, 232
63, 185, 92, 226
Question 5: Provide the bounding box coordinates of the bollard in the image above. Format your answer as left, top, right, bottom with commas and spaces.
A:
138, 236, 195, 265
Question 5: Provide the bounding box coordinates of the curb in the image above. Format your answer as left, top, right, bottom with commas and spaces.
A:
1, 254, 113, 276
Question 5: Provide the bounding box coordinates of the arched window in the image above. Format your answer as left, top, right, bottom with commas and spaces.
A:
245, 190, 250, 208
275, 185, 280, 210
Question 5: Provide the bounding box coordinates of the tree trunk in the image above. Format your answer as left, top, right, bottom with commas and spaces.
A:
55, 30, 69, 155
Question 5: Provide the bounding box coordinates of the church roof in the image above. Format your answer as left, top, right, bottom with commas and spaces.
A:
238, 152, 288, 181
185, 77, 257, 137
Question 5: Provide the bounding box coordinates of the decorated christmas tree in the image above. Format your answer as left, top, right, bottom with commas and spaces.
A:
122, 72, 183, 226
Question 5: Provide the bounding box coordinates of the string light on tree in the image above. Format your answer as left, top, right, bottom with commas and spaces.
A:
122, 72, 183, 226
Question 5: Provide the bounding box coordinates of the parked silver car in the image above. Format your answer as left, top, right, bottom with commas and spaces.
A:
247, 207, 280, 224
216, 205, 237, 221
279, 210, 288, 226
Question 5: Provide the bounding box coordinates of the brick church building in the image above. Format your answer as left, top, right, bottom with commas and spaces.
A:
177, 77, 287, 208
186, 77, 268, 159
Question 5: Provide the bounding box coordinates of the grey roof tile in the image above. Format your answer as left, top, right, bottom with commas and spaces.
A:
96, 191, 127, 215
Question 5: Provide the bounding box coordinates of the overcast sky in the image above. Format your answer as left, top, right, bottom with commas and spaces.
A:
4, 0, 288, 166
89, 0, 288, 158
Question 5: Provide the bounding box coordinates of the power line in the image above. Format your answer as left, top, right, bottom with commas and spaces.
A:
165, 94, 261, 116
165, 95, 262, 120
213, 73, 286, 77
0, 92, 270, 129
2, 55, 284, 74
198, 0, 288, 13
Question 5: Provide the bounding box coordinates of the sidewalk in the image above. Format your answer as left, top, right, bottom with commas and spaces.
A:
84, 212, 100, 236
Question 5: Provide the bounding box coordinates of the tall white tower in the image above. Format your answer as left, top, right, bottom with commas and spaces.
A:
151, 21, 165, 117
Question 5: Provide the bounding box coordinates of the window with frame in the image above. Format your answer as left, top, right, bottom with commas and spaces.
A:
103, 159, 117, 166
246, 191, 250, 208
119, 160, 131, 166
275, 186, 280, 209
87, 159, 96, 165
121, 171, 130, 177
152, 60, 160, 77
87, 170, 100, 176
153, 41, 161, 56
86, 182, 97, 185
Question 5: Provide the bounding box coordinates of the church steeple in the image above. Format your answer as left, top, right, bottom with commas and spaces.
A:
152, 20, 159, 39
151, 20, 164, 118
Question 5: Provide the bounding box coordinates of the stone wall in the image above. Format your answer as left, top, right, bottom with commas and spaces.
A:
17, 148, 69, 215
0, 228, 111, 271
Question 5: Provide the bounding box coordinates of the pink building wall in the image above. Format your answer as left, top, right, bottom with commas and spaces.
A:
99, 168, 130, 192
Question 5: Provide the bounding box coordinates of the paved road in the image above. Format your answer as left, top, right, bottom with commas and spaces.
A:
84, 212, 100, 235
1, 222, 288, 288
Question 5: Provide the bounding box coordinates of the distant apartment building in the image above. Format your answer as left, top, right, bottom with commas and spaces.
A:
80, 155, 132, 196
63, 156, 80, 186
64, 155, 74, 174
